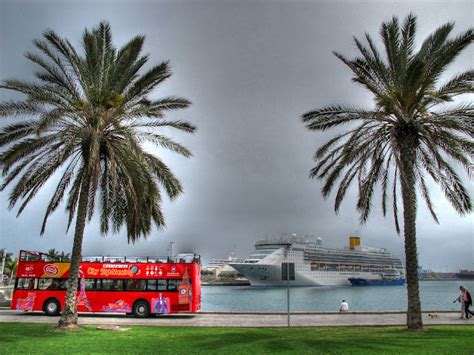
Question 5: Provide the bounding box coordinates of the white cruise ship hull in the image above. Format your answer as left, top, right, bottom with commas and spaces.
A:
230, 262, 383, 286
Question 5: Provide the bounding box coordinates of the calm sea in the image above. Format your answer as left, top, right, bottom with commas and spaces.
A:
201, 280, 474, 312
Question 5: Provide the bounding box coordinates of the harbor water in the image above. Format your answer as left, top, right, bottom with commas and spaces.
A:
201, 280, 474, 312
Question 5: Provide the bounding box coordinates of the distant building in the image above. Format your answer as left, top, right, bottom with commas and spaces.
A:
418, 266, 456, 280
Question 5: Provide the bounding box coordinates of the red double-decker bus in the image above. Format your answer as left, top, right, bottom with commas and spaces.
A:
11, 250, 201, 318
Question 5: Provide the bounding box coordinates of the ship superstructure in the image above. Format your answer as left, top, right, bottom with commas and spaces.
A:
230, 235, 404, 286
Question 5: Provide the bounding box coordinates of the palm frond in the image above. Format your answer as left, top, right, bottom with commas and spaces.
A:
303, 14, 472, 231
0, 21, 194, 241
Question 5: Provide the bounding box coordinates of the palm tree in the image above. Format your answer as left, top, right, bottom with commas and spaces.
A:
47, 249, 70, 261
0, 249, 7, 265
301, 14, 473, 330
1, 250, 12, 284
0, 22, 195, 328
47, 249, 60, 259
3, 255, 18, 285
59, 251, 71, 262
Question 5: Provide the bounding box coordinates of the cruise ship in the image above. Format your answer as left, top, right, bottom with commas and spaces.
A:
229, 235, 404, 286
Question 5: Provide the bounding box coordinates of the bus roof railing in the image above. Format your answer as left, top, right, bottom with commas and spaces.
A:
19, 250, 200, 264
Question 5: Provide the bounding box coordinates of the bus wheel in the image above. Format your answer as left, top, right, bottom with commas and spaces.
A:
133, 300, 150, 318
43, 298, 61, 316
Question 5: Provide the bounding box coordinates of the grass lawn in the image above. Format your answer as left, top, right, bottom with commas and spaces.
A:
1, 323, 473, 354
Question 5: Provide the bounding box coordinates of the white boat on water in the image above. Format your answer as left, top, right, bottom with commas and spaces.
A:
229, 235, 404, 286
204, 253, 244, 275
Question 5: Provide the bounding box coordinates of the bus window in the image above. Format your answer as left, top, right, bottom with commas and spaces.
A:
157, 280, 167, 291
57, 279, 68, 290
101, 279, 124, 291
84, 279, 99, 291
147, 279, 157, 291
125, 279, 146, 291
19, 251, 40, 262
38, 279, 60, 290
167, 280, 179, 292
16, 278, 36, 290
112, 280, 124, 291
37, 279, 50, 290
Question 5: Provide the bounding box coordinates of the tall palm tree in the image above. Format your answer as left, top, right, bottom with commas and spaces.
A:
301, 14, 473, 330
0, 22, 195, 328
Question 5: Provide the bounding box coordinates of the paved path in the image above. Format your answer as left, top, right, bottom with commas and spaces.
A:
0, 309, 472, 327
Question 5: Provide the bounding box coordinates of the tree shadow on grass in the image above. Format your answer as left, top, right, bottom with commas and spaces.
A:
175, 327, 474, 354
2, 324, 472, 354
297, 327, 473, 354
179, 328, 296, 353
0, 323, 67, 343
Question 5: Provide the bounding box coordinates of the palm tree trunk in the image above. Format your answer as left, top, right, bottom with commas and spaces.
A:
58, 176, 90, 329
399, 137, 423, 330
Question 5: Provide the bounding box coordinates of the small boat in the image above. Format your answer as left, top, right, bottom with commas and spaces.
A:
348, 278, 405, 286
204, 253, 243, 275
349, 271, 405, 286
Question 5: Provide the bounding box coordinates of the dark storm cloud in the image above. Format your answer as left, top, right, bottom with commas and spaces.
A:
0, 0, 472, 271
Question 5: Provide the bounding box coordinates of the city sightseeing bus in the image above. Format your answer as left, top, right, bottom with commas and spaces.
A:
11, 250, 201, 318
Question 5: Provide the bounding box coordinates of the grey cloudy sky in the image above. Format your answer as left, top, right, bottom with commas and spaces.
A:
0, 0, 472, 270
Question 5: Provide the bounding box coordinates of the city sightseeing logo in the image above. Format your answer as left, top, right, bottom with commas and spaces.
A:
44, 264, 60, 277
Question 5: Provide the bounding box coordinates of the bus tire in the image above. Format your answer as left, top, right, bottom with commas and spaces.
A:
133, 300, 150, 318
43, 298, 61, 316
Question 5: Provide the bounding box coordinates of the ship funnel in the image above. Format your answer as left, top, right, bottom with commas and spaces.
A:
349, 236, 361, 250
